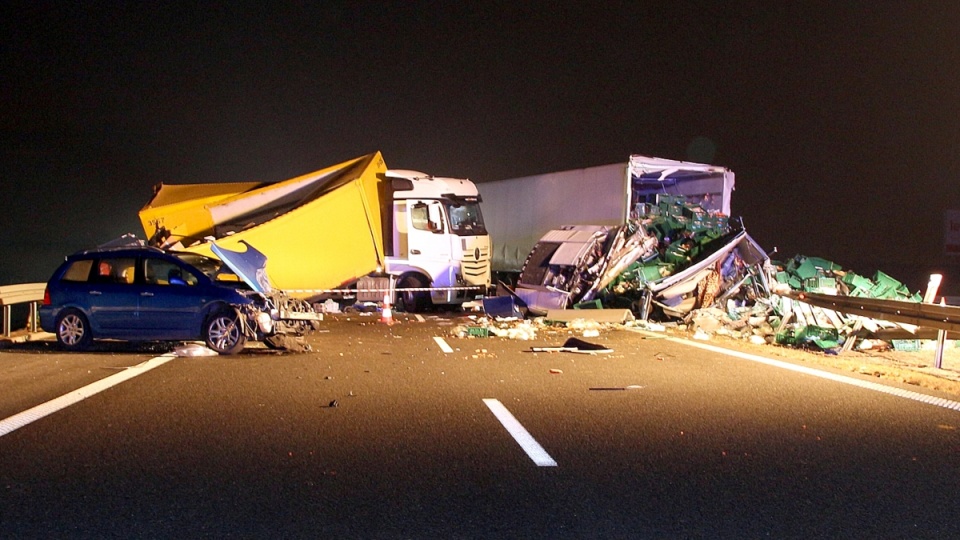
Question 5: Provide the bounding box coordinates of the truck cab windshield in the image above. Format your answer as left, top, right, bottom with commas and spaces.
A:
445, 201, 487, 236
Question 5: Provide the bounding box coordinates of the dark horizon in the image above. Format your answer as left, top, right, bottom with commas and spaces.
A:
3, 3, 959, 294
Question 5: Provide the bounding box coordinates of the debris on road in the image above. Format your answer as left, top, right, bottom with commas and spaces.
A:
531, 337, 613, 354
174, 342, 218, 357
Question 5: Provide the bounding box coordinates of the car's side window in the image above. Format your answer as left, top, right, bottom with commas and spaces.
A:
145, 258, 197, 286
62, 260, 94, 282
95, 257, 137, 284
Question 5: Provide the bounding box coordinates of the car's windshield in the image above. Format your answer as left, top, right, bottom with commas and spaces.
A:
172, 252, 241, 283
445, 201, 487, 236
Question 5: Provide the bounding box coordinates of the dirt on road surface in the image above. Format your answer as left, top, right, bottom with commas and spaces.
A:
5, 312, 960, 398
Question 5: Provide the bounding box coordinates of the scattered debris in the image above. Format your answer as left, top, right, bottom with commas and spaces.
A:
320, 299, 341, 313
174, 342, 218, 357
531, 337, 613, 354
264, 334, 313, 353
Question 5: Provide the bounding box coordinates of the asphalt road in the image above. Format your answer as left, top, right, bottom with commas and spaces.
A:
3, 313, 960, 538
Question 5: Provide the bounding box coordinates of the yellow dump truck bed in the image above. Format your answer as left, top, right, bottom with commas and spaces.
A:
139, 152, 387, 297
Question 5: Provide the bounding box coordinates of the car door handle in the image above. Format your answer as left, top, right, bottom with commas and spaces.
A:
411, 249, 421, 255
89, 291, 103, 295
141, 292, 154, 297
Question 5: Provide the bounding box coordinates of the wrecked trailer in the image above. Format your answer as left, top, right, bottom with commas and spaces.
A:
139, 154, 389, 300
507, 179, 765, 319
478, 154, 735, 277
512, 218, 769, 320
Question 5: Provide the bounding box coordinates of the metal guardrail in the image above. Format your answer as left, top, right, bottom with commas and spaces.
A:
786, 291, 960, 333
0, 283, 46, 338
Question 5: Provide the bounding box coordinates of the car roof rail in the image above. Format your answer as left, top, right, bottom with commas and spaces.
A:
97, 234, 146, 249
71, 235, 168, 256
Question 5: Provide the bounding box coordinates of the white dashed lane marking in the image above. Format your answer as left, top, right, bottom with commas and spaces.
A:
483, 398, 558, 467
0, 355, 176, 438
434, 336, 454, 353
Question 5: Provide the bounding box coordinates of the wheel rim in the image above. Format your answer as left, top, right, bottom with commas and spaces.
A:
208, 315, 241, 351
59, 314, 85, 345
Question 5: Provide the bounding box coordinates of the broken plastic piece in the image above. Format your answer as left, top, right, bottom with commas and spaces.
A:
174, 343, 218, 357
531, 337, 613, 354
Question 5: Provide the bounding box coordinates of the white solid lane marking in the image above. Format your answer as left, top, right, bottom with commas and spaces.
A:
415, 314, 425, 322
483, 398, 558, 467
630, 328, 960, 413
0, 355, 176, 438
434, 336, 454, 353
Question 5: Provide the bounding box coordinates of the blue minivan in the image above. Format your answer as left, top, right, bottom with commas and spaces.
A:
40, 244, 271, 354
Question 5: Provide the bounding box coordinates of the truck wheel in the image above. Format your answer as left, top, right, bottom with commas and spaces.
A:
204, 309, 246, 355
56, 308, 93, 351
398, 275, 430, 313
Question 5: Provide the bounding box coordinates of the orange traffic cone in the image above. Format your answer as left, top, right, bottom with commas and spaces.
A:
381, 294, 394, 325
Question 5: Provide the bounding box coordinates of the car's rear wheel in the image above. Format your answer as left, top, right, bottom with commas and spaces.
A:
204, 309, 246, 355
56, 309, 92, 351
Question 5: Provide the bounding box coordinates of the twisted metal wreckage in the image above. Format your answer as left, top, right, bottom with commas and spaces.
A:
507, 195, 954, 352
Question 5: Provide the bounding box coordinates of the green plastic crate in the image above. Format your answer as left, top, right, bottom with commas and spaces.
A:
873, 271, 903, 290
805, 257, 841, 272
892, 339, 921, 352
841, 272, 873, 290
796, 325, 840, 348
803, 277, 836, 292
794, 259, 819, 280
638, 264, 669, 282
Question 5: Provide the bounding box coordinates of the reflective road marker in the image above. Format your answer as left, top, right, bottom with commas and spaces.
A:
434, 336, 454, 353
0, 355, 176, 438
483, 398, 558, 467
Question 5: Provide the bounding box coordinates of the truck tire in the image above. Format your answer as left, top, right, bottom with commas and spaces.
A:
204, 309, 246, 355
398, 274, 430, 313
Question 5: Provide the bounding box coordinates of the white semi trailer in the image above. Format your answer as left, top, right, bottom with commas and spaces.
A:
477, 154, 736, 277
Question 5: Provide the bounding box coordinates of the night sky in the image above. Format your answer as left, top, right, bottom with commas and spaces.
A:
3, 2, 960, 292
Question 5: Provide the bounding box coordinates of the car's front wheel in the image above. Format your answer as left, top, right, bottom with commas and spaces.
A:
397, 274, 430, 313
55, 308, 93, 351
204, 309, 246, 355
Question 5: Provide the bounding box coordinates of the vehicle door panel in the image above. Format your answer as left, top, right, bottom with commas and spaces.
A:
87, 257, 140, 333
137, 258, 207, 338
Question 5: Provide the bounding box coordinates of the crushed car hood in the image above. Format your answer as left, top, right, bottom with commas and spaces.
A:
211, 241, 273, 294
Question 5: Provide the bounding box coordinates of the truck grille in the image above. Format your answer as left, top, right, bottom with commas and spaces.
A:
461, 244, 491, 285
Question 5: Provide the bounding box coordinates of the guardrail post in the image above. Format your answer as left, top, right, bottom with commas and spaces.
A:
935, 299, 948, 370
30, 301, 39, 333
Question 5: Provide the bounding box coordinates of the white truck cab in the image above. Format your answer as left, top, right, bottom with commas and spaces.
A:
384, 170, 492, 310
